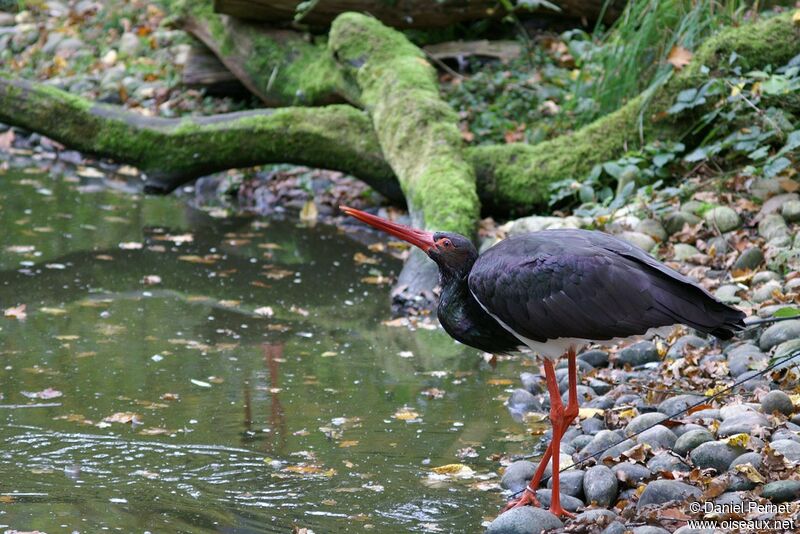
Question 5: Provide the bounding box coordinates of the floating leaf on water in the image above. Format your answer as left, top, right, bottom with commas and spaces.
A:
119, 242, 143, 250
431, 464, 473, 476
21, 388, 63, 400
39, 307, 67, 315
393, 408, 420, 421
76, 166, 105, 179
4, 304, 26, 320
254, 306, 274, 317
283, 464, 336, 477
142, 275, 162, 286
353, 252, 379, 265
103, 412, 142, 424
290, 305, 309, 317
190, 379, 212, 388
153, 233, 193, 244
320, 351, 337, 358
178, 255, 218, 265
300, 200, 318, 223
339, 440, 359, 448
486, 378, 513, 386
5, 245, 35, 254
398, 351, 414, 358
139, 427, 172, 436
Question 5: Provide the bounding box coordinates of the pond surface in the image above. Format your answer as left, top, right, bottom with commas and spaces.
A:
0, 169, 535, 533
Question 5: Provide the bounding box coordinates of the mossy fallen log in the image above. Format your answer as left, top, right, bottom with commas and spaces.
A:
175, 0, 357, 106
469, 11, 800, 213
0, 74, 401, 201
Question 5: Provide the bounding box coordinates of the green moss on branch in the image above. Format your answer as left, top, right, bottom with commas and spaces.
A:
329, 12, 479, 236
0, 74, 400, 199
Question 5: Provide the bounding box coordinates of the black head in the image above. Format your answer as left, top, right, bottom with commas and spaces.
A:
339, 206, 478, 279
429, 231, 478, 279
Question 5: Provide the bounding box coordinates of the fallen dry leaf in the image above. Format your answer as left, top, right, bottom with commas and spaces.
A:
667, 46, 693, 70
4, 304, 26, 320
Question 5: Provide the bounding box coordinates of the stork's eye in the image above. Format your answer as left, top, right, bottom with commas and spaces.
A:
441, 239, 453, 248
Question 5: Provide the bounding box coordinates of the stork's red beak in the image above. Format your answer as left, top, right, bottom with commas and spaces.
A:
340, 205, 435, 252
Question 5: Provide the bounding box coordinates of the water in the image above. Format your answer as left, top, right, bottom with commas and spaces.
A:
0, 169, 533, 533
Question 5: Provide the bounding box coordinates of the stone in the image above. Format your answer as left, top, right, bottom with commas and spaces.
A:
663, 211, 701, 235
732, 247, 764, 271
571, 434, 593, 451
758, 192, 799, 217
673, 423, 707, 436
727, 345, 767, 377
758, 214, 789, 241
635, 219, 667, 242
760, 320, 800, 351
55, 37, 84, 56
486, 506, 564, 534
666, 335, 708, 358
673, 243, 701, 261
507, 389, 544, 415
648, 453, 691, 473
636, 480, 701, 511
770, 439, 800, 462
752, 271, 782, 285
771, 429, 800, 443
717, 412, 769, 437
534, 489, 584, 512
546, 469, 584, 498
761, 390, 794, 416
657, 395, 704, 417
752, 280, 782, 303
689, 441, 744, 472
41, 31, 64, 54
632, 527, 671, 534
612, 462, 651, 486
0, 12, 16, 26
587, 378, 612, 395
673, 429, 714, 456
507, 215, 584, 236
617, 341, 659, 367
618, 231, 656, 251
601, 522, 626, 534
782, 200, 800, 223
637, 425, 677, 450
704, 206, 741, 233
583, 465, 617, 507
578, 349, 608, 367
577, 431, 624, 462
520, 373, 544, 395
581, 417, 606, 435
119, 31, 142, 56
500, 461, 536, 493
600, 439, 636, 461
625, 412, 668, 436
728, 452, 763, 469
714, 284, 741, 304
761, 480, 800, 503
681, 200, 705, 214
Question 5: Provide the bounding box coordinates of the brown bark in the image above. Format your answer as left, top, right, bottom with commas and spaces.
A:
213, 0, 623, 28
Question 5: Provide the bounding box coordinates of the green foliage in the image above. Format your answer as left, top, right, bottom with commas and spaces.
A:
585, 0, 750, 121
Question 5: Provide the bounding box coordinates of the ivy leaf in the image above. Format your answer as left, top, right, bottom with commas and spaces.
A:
773, 307, 800, 318
763, 157, 791, 178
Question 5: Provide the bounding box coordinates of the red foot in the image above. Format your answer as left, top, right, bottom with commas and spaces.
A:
501, 487, 540, 513
548, 505, 576, 519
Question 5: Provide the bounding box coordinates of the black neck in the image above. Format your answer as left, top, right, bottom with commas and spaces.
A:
436, 272, 521, 355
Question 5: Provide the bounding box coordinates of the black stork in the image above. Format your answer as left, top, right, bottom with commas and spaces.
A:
340, 206, 745, 518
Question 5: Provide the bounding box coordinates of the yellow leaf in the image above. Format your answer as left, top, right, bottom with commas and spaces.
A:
487, 378, 513, 386
300, 200, 318, 223
793, 9, 800, 26
617, 408, 638, 420
734, 463, 766, 483
353, 252, 379, 265
667, 46, 693, 70
431, 463, 468, 475
723, 433, 750, 448
339, 440, 359, 448
393, 408, 420, 421
704, 384, 727, 396
578, 408, 605, 419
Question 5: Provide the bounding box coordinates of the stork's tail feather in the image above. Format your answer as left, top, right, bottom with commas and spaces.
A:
706, 305, 747, 340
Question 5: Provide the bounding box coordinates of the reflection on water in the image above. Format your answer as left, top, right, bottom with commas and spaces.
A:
0, 170, 531, 532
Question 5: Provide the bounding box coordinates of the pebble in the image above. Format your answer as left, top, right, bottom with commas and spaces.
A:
520, 373, 544, 394
759, 320, 800, 351
546, 469, 584, 498
0, 12, 15, 26
612, 462, 651, 486
534, 489, 584, 512
714, 284, 740, 303
689, 441, 744, 472
703, 206, 741, 232
753, 270, 782, 284
657, 395, 704, 417
673, 429, 714, 456
572, 509, 617, 524
635, 219, 667, 242
648, 454, 691, 473
761, 390, 794, 416
752, 280, 782, 303
636, 480, 701, 511
507, 389, 544, 414
636, 425, 677, 450
583, 465, 617, 507
717, 411, 769, 437
758, 214, 789, 241
632, 527, 671, 534
727, 345, 767, 377
617, 341, 659, 367
500, 461, 536, 494
666, 335, 708, 358
625, 413, 668, 436
601, 522, 626, 534
663, 211, 701, 234
770, 439, 800, 462
732, 247, 764, 271
507, 215, 584, 235
781, 200, 800, 222
673, 243, 701, 261
761, 480, 800, 503
578, 349, 608, 367
119, 31, 142, 56
486, 506, 563, 534
618, 231, 656, 251
55, 37, 84, 56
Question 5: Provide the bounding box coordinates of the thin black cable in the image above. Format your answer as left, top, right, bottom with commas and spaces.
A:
509, 347, 800, 499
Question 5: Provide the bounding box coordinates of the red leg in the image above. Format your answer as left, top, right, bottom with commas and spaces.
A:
500, 349, 578, 516
542, 358, 575, 518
